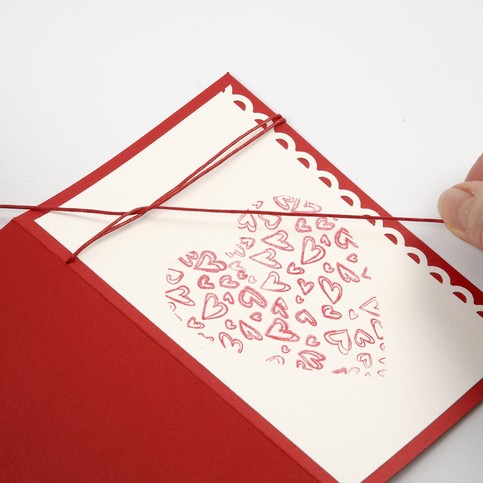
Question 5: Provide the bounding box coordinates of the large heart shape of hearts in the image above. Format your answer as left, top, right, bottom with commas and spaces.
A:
164, 196, 385, 376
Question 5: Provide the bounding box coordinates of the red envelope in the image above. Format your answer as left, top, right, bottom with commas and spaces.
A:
1, 73, 481, 482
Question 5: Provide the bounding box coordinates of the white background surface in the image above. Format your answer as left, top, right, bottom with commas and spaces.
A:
0, 1, 481, 481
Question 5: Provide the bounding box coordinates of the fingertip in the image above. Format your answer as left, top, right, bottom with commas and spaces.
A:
465, 153, 483, 182
437, 188, 449, 219
438, 183, 483, 250
438, 186, 473, 231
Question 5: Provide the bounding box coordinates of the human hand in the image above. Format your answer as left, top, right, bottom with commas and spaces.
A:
438, 154, 483, 250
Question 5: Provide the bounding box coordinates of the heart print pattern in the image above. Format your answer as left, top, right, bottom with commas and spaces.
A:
164, 196, 385, 376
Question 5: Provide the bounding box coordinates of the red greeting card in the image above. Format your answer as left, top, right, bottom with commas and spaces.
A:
1, 73, 481, 482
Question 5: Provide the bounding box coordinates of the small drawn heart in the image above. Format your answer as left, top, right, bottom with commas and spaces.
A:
297, 278, 314, 296
315, 217, 335, 230
165, 286, 195, 306
295, 218, 312, 233
194, 250, 227, 273
219, 274, 240, 289
295, 308, 317, 326
324, 329, 352, 355
371, 318, 384, 340
265, 318, 300, 342
301, 236, 326, 264
281, 345, 291, 354
334, 228, 358, 249
239, 237, 256, 249
229, 261, 248, 280
202, 293, 228, 320
197, 274, 215, 289
298, 350, 325, 370
223, 291, 235, 304
321, 305, 342, 320
261, 230, 294, 251
250, 311, 263, 322
271, 297, 289, 319
219, 332, 244, 353
273, 195, 297, 211
348, 309, 359, 320
225, 319, 236, 330
187, 316, 205, 329
287, 262, 304, 275
318, 276, 343, 304
336, 263, 360, 283
225, 245, 245, 258
354, 329, 375, 347
259, 214, 282, 230
357, 352, 372, 368
239, 286, 268, 309
261, 271, 291, 292
322, 262, 335, 273
239, 320, 263, 341
249, 248, 282, 269
360, 297, 380, 316
295, 295, 304, 304
238, 213, 257, 232
166, 268, 184, 285
305, 335, 321, 347
346, 253, 358, 263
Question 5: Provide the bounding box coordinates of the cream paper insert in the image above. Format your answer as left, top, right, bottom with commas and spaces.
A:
37, 86, 483, 482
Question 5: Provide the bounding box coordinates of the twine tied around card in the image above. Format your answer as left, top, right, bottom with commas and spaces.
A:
0, 113, 443, 264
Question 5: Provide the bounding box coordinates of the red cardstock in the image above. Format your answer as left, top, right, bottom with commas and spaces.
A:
1, 73, 481, 482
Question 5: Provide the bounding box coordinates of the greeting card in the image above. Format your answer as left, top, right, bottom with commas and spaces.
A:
1, 73, 481, 482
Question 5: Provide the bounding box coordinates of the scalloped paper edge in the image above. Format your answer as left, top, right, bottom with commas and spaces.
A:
223, 85, 482, 315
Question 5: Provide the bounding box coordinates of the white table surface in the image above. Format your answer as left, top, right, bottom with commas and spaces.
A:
1, 1, 481, 481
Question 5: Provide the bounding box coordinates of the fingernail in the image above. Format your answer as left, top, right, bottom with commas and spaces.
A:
438, 187, 474, 231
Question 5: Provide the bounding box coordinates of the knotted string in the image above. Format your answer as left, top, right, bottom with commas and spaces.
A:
0, 112, 443, 263
64, 114, 287, 263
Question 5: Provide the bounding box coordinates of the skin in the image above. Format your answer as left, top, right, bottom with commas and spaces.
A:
438, 154, 483, 251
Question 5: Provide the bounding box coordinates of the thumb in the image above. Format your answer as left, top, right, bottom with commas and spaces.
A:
438, 181, 483, 250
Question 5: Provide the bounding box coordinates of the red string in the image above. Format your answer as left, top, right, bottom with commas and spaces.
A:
62, 114, 286, 263
0, 203, 444, 225
0, 112, 444, 262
